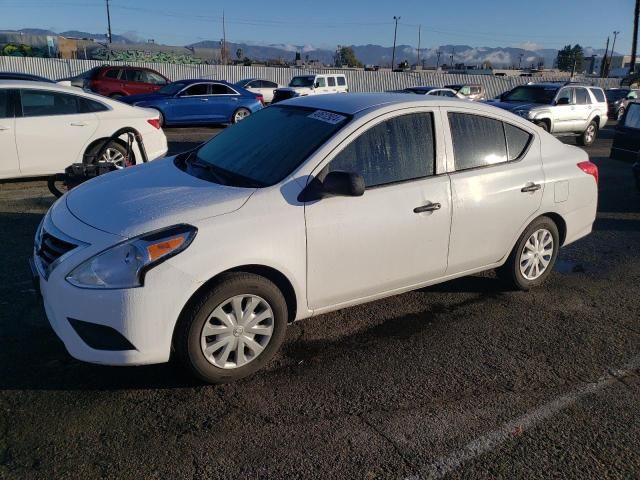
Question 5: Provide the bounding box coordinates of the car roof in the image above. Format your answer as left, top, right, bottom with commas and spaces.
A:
408, 86, 438, 91
0, 79, 67, 89
0, 72, 53, 82
282, 92, 482, 115
171, 78, 232, 85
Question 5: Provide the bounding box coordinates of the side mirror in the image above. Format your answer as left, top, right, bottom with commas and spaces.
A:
556, 97, 570, 106
298, 171, 365, 201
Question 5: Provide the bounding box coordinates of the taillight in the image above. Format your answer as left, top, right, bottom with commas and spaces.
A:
256, 94, 264, 105
147, 118, 161, 130
577, 161, 598, 185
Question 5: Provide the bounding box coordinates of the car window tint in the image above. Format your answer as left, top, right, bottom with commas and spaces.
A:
211, 84, 234, 95
556, 88, 573, 104
460, 86, 471, 95
328, 77, 336, 87
449, 113, 508, 170
575, 88, 589, 105
624, 103, 640, 129
328, 113, 435, 188
266, 80, 278, 88
337, 77, 346, 86
316, 77, 326, 88
0, 90, 10, 118
20, 90, 80, 117
589, 88, 606, 103
183, 84, 209, 96
146, 72, 166, 85
104, 69, 120, 79
504, 123, 532, 161
78, 98, 108, 113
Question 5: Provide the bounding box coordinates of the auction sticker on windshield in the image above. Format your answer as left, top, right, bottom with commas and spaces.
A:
308, 110, 347, 125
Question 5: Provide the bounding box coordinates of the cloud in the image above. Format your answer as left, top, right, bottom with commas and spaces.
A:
513, 42, 544, 52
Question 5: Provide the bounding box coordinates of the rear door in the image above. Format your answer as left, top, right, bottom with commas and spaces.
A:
551, 87, 576, 133
15, 89, 99, 176
0, 89, 19, 179
208, 83, 242, 121
443, 109, 544, 273
122, 69, 157, 95
573, 87, 592, 130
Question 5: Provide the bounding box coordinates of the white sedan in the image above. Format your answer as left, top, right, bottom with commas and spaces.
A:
0, 80, 167, 180
234, 78, 280, 103
33, 94, 598, 383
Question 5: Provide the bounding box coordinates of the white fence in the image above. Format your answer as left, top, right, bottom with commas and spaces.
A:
0, 57, 622, 99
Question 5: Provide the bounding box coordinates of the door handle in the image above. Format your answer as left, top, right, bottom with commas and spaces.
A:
199, 98, 209, 101
521, 183, 542, 193
70, 122, 88, 127
413, 202, 441, 213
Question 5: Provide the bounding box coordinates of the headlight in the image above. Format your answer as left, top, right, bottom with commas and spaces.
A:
66, 225, 197, 289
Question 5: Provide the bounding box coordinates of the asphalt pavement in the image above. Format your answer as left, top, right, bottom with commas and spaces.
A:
0, 122, 638, 479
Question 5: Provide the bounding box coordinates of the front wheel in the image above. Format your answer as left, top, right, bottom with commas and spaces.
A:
232, 107, 251, 124
534, 120, 550, 132
577, 121, 598, 146
175, 273, 288, 384
498, 216, 560, 291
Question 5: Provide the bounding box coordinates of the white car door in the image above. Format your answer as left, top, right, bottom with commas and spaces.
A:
305, 109, 452, 310
443, 109, 545, 273
551, 87, 576, 133
15, 89, 99, 176
573, 87, 592, 131
0, 89, 19, 179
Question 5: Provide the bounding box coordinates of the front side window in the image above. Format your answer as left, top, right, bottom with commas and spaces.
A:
556, 88, 573, 105
328, 113, 435, 188
20, 90, 80, 117
459, 86, 471, 96
315, 77, 327, 88
182, 84, 209, 96
191, 106, 350, 187
449, 113, 507, 170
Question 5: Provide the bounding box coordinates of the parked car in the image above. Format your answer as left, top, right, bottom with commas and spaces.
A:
0, 80, 167, 180
0, 72, 54, 83
444, 83, 486, 101
605, 88, 640, 120
234, 78, 280, 103
271, 74, 348, 103
32, 94, 598, 383
119, 79, 263, 126
389, 86, 464, 98
609, 101, 640, 191
62, 65, 169, 98
486, 82, 608, 146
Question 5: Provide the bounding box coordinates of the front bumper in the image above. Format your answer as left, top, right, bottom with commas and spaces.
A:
34, 202, 199, 366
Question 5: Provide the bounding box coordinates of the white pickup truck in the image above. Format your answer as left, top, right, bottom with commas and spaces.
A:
272, 74, 348, 103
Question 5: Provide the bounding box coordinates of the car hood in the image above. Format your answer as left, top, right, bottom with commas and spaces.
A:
119, 93, 168, 104
65, 157, 255, 238
485, 100, 547, 112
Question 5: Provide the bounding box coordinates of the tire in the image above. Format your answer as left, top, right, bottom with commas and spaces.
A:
498, 216, 560, 291
109, 93, 124, 99
534, 120, 549, 132
232, 107, 251, 124
576, 121, 598, 146
86, 141, 133, 169
174, 272, 288, 384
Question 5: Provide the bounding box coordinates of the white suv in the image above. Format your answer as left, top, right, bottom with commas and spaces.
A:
489, 83, 608, 146
272, 74, 348, 103
33, 94, 598, 384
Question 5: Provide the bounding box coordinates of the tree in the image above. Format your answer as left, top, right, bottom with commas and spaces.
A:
335, 46, 361, 67
556, 44, 584, 72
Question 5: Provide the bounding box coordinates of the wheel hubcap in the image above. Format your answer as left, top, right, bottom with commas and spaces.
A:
200, 294, 274, 369
585, 125, 596, 143
100, 148, 127, 169
235, 110, 249, 122
520, 229, 554, 280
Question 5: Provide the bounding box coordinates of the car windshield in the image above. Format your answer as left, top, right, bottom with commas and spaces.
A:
502, 86, 558, 104
157, 82, 188, 95
188, 106, 350, 187
289, 76, 315, 87
605, 89, 629, 101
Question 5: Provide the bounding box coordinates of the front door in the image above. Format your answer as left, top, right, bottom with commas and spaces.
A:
0, 89, 19, 179
443, 110, 545, 273
305, 110, 452, 310
171, 83, 215, 122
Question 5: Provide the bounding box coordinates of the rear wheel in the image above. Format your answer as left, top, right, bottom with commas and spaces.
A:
232, 107, 251, 124
86, 141, 133, 169
577, 121, 597, 146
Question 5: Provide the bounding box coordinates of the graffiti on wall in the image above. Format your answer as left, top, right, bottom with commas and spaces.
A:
1, 43, 48, 57
92, 48, 204, 64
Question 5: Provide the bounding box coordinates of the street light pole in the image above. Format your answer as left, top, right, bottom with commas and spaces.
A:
631, 0, 640, 74
436, 51, 441, 69
391, 16, 400, 70
105, 0, 112, 44
608, 30, 620, 76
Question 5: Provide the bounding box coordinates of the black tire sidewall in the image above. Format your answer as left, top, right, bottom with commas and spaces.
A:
177, 273, 288, 384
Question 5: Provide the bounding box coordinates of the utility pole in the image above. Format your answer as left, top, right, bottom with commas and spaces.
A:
631, 0, 640, 74
391, 16, 400, 70
519, 53, 523, 69
608, 30, 620, 76
601, 36, 610, 78
222, 9, 227, 65
417, 24, 421, 69
105, 0, 112, 44
436, 51, 441, 69
451, 47, 455, 67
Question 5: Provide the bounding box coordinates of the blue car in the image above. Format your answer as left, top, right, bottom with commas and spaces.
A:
119, 79, 263, 126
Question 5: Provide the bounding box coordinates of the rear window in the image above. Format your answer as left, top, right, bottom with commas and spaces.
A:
337, 77, 346, 86
589, 88, 606, 103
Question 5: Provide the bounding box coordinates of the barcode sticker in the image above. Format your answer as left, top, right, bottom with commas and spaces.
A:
308, 110, 347, 124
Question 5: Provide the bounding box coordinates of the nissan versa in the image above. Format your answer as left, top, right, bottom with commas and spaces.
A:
32, 94, 598, 383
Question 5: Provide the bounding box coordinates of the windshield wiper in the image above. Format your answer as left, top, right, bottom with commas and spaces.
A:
185, 155, 230, 185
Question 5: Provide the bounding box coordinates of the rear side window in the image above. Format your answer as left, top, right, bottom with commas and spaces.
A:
0, 90, 10, 118
575, 88, 590, 105
504, 124, 532, 161
589, 88, 606, 103
211, 84, 235, 95
328, 113, 435, 188
337, 77, 346, 86
20, 90, 80, 117
328, 77, 336, 87
78, 97, 108, 113
123, 69, 148, 82
449, 113, 507, 170
470, 86, 481, 94
104, 69, 120, 79
264, 80, 278, 88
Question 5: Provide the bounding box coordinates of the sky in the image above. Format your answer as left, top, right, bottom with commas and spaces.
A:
0, 0, 635, 53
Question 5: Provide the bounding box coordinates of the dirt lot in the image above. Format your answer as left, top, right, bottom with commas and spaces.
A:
1, 124, 639, 479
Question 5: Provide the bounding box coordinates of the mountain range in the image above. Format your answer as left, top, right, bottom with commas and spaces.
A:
4, 28, 619, 68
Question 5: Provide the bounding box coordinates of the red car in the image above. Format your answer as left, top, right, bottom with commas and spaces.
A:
71, 66, 169, 98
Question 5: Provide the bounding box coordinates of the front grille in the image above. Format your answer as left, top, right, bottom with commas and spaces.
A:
272, 90, 295, 104
37, 229, 77, 272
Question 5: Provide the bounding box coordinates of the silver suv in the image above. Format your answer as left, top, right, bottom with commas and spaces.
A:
488, 83, 608, 146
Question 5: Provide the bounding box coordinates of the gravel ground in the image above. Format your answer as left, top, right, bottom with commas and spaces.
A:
0, 122, 638, 479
